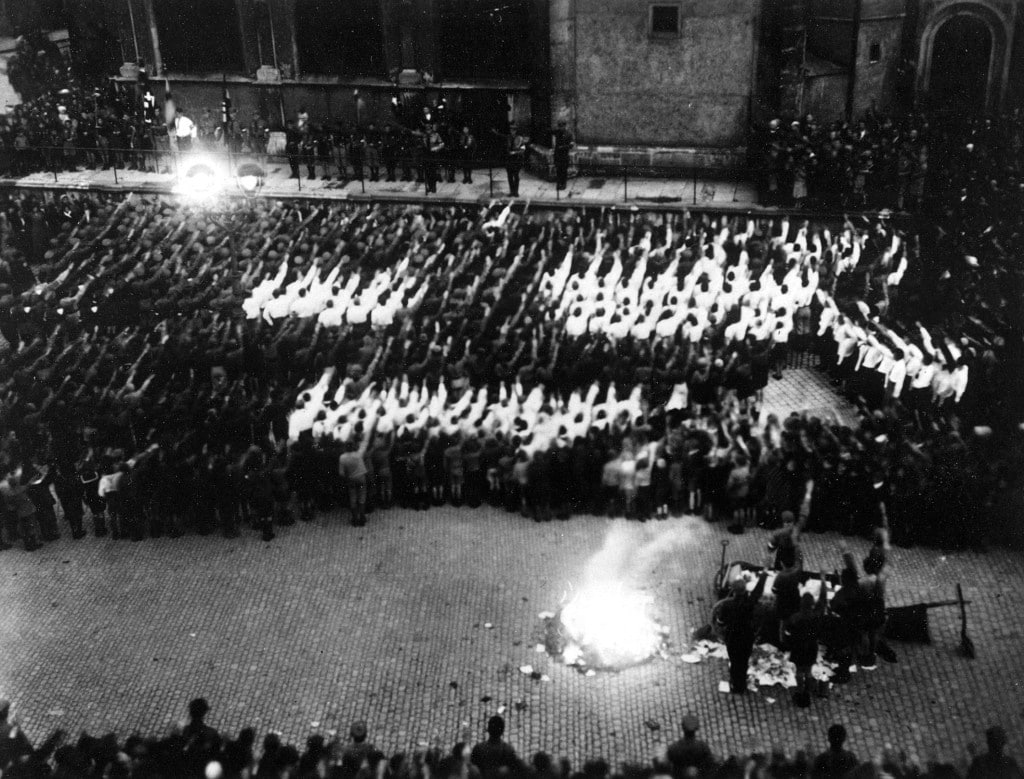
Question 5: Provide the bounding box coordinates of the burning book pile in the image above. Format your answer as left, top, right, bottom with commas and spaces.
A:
539, 583, 670, 672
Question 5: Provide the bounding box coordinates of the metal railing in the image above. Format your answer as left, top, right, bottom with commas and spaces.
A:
0, 142, 951, 214
0, 142, 757, 204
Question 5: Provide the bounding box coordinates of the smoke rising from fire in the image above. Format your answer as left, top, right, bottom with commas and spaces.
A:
577, 516, 712, 594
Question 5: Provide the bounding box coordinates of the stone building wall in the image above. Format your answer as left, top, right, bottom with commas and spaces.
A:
550, 0, 758, 148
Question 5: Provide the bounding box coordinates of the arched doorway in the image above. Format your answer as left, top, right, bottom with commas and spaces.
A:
928, 13, 992, 114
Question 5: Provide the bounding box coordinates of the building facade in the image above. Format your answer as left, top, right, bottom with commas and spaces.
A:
89, 0, 546, 150
5, 0, 1018, 167
766, 0, 1022, 123
81, 0, 761, 167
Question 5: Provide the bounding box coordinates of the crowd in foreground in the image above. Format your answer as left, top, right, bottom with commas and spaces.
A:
0, 698, 1020, 779
1, 174, 1022, 549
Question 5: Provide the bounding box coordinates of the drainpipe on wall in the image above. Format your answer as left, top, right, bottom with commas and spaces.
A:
846, 0, 862, 120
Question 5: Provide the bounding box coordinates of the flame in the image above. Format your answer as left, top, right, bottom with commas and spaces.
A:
559, 581, 664, 669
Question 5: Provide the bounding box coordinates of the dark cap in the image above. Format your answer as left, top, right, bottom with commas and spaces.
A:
986, 726, 1007, 748
681, 714, 699, 733
487, 715, 505, 737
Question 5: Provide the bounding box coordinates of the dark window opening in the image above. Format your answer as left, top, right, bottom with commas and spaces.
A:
437, 0, 532, 81
154, 0, 244, 73
650, 4, 681, 37
869, 42, 882, 63
295, 0, 384, 76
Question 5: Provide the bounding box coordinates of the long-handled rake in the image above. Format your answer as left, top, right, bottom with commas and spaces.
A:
958, 583, 975, 659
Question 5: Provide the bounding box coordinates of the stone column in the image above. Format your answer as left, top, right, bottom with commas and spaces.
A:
548, 0, 576, 132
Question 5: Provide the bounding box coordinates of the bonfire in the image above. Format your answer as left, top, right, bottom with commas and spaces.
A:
543, 581, 669, 671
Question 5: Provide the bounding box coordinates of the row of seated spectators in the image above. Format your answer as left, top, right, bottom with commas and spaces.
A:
0, 189, 1021, 549
1, 698, 1020, 779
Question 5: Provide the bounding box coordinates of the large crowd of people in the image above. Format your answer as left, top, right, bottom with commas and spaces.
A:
0, 81, 514, 188
750, 109, 1024, 211
1, 74, 1024, 779
1, 182, 1021, 549
3, 78, 1023, 212
1, 699, 1020, 779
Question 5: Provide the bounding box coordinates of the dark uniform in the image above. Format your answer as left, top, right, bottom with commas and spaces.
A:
285, 122, 301, 179
380, 127, 399, 181
349, 132, 366, 181
458, 126, 476, 183
365, 124, 381, 181
335, 129, 350, 181
713, 571, 767, 693
301, 130, 317, 180
423, 125, 445, 194
552, 121, 574, 190
316, 127, 334, 180
505, 124, 528, 197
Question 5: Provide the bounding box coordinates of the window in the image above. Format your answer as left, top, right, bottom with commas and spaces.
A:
650, 4, 681, 37
437, 0, 532, 80
154, 0, 244, 73
295, 0, 385, 76
869, 42, 882, 63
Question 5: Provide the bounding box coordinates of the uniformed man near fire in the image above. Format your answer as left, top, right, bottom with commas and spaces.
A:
713, 570, 768, 694
552, 119, 574, 191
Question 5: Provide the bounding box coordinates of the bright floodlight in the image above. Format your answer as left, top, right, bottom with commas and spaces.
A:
558, 581, 664, 669
175, 162, 221, 202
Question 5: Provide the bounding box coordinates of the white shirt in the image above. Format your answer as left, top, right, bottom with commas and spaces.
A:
566, 313, 589, 338
887, 359, 907, 398
289, 293, 320, 318
318, 306, 344, 328
263, 294, 293, 323
175, 115, 197, 139
911, 362, 937, 390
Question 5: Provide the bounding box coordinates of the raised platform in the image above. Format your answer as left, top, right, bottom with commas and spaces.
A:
529, 144, 747, 182
0, 156, 760, 212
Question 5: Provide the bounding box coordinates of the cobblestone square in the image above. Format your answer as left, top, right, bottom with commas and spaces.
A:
2, 500, 1022, 769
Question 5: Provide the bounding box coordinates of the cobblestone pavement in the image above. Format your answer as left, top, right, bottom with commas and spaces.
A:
1, 497, 1022, 769
762, 366, 860, 427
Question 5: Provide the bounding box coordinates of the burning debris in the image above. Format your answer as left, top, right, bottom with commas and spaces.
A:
540, 583, 670, 672
533, 521, 704, 673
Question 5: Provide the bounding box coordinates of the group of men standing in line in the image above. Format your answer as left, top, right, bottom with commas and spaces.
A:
281, 113, 574, 198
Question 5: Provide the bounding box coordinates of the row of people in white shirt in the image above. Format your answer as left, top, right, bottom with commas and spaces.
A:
538, 222, 820, 347
820, 293, 968, 402
241, 253, 429, 328
288, 368, 648, 455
